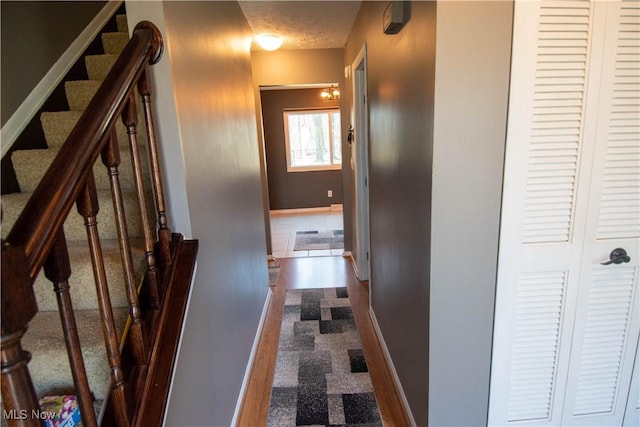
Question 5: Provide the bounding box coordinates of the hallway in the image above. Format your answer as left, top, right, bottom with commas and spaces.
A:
270, 208, 344, 259
237, 256, 411, 425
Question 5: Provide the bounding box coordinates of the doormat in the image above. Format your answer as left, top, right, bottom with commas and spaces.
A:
293, 230, 344, 251
267, 287, 382, 426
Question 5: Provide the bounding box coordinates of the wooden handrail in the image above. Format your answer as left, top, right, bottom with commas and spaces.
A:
5, 21, 162, 283
0, 19, 198, 427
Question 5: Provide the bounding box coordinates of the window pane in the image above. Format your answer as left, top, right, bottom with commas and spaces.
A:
285, 109, 341, 171
288, 113, 330, 168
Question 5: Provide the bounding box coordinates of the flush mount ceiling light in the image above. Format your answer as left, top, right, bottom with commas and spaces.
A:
321, 85, 340, 101
255, 33, 283, 51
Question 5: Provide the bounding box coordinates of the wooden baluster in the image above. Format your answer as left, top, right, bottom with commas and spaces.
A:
43, 230, 97, 427
122, 95, 161, 309
76, 172, 130, 426
1, 243, 41, 427
101, 130, 148, 393
138, 71, 172, 265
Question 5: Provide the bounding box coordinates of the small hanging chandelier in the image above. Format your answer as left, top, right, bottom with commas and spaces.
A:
321, 85, 340, 101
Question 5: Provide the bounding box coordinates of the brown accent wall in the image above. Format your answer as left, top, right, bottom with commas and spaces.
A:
261, 88, 343, 210
344, 2, 436, 425
0, 1, 107, 126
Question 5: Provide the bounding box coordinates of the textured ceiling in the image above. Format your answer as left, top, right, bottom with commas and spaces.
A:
239, 1, 362, 50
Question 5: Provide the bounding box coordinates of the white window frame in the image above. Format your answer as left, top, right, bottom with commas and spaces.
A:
283, 108, 342, 172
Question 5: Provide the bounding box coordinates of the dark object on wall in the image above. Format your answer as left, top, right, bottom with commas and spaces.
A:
383, 1, 409, 34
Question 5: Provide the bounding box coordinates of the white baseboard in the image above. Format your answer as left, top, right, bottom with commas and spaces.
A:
1, 1, 123, 156
231, 289, 273, 426
270, 205, 342, 215
369, 307, 417, 427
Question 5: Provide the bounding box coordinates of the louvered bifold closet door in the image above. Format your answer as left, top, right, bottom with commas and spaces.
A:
560, 1, 640, 425
489, 1, 595, 425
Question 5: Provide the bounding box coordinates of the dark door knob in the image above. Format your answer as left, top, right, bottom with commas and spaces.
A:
601, 248, 631, 265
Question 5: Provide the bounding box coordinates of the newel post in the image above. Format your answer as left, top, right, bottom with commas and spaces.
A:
1, 243, 42, 426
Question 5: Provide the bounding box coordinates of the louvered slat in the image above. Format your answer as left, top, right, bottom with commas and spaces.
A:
523, 0, 591, 244
572, 267, 637, 416
597, 0, 640, 240
507, 271, 567, 422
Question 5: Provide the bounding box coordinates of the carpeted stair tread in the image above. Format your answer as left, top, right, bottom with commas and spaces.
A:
23, 307, 129, 401
33, 239, 147, 312
102, 32, 129, 55
85, 54, 118, 81
65, 80, 102, 111
116, 14, 128, 34
40, 110, 83, 148
1, 189, 144, 242
12, 147, 148, 193
41, 111, 130, 149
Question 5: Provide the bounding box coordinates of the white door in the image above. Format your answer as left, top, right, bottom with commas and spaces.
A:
623, 338, 640, 426
489, 1, 640, 426
350, 44, 370, 281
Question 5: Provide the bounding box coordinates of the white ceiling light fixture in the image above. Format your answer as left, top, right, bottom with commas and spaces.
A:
255, 33, 283, 51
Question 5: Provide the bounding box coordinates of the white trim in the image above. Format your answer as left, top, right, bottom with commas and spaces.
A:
369, 307, 417, 427
351, 43, 371, 281
231, 289, 273, 427
269, 206, 340, 215
0, 1, 123, 157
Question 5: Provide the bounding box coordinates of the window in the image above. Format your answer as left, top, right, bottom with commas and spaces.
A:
283, 109, 342, 172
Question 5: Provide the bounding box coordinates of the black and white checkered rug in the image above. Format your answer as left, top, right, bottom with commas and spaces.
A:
267, 287, 382, 426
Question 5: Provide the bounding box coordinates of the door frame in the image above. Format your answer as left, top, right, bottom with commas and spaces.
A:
351, 44, 370, 281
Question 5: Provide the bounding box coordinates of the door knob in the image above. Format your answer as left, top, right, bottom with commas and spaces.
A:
601, 248, 631, 265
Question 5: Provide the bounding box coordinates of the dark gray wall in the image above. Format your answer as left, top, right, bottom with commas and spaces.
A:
0, 1, 106, 125
261, 88, 343, 210
345, 2, 436, 425
125, 2, 269, 425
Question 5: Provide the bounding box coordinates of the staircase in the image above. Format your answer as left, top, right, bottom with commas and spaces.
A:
1, 12, 196, 427
1, 12, 134, 409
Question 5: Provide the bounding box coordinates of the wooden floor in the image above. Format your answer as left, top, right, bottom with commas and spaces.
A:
236, 256, 411, 426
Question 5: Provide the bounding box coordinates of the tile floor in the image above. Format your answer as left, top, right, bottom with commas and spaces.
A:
270, 208, 344, 259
